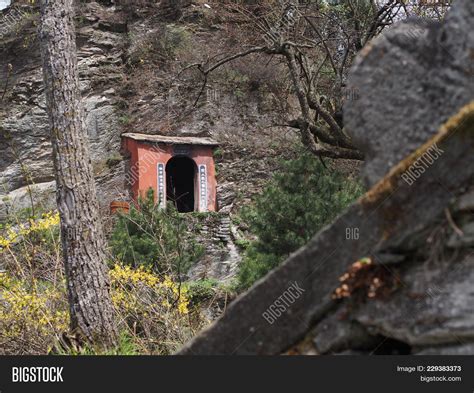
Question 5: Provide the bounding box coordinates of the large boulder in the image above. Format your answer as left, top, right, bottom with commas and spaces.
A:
345, 0, 474, 186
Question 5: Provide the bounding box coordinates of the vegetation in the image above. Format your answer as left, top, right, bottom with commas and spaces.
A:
59, 332, 140, 356
128, 24, 191, 66
181, 1, 449, 160
0, 263, 197, 355
0, 210, 202, 355
110, 189, 204, 275
0, 191, 231, 355
187, 277, 236, 306
237, 153, 363, 289
0, 0, 454, 354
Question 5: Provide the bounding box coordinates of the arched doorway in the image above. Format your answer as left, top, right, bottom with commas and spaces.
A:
166, 156, 196, 212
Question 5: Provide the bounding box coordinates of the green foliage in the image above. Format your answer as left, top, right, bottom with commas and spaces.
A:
234, 237, 251, 250
187, 278, 236, 305
119, 114, 131, 125
110, 189, 204, 275
59, 332, 139, 356
237, 247, 280, 290
237, 153, 364, 290
106, 152, 123, 168
161, 25, 191, 58
1, 207, 31, 225
213, 148, 224, 159
187, 278, 220, 303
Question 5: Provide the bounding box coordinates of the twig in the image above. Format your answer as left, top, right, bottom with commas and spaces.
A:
444, 208, 464, 237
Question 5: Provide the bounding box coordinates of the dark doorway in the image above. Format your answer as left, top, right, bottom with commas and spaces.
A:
166, 156, 196, 212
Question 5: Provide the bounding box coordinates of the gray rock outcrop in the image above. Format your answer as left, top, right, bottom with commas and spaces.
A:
0, 2, 127, 218
345, 1, 474, 187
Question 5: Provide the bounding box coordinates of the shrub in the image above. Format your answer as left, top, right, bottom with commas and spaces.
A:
0, 264, 197, 355
0, 211, 62, 282
59, 331, 140, 356
110, 264, 190, 315
186, 277, 238, 306
187, 278, 220, 303
0, 273, 69, 355
110, 189, 204, 275
0, 207, 204, 355
237, 153, 364, 289
0, 211, 60, 248
108, 264, 196, 354
128, 24, 191, 66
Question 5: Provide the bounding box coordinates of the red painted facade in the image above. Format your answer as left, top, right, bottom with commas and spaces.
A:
122, 135, 218, 212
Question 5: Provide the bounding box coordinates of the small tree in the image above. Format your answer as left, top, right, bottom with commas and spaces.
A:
181, 1, 449, 160
238, 152, 363, 289
110, 189, 204, 276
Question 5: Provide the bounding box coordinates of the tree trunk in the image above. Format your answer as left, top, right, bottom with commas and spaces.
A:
38, 0, 118, 348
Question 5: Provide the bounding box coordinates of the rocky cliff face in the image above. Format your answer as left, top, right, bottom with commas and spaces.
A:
178, 0, 474, 355
0, 1, 305, 281
0, 1, 299, 221
0, 1, 127, 219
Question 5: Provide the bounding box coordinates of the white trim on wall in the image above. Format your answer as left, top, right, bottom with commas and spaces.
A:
157, 163, 166, 209
198, 164, 208, 212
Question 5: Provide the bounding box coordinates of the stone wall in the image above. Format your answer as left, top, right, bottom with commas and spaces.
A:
186, 212, 241, 282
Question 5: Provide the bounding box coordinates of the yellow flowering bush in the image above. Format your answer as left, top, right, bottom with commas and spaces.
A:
0, 227, 18, 248
0, 272, 69, 354
0, 210, 202, 354
110, 264, 190, 316
0, 264, 198, 355
109, 264, 195, 354
24, 211, 60, 233
0, 211, 60, 251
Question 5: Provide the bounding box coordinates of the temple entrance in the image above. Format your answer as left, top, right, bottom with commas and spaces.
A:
166, 156, 196, 212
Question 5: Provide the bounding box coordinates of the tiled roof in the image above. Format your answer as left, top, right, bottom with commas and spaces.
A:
122, 133, 219, 146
